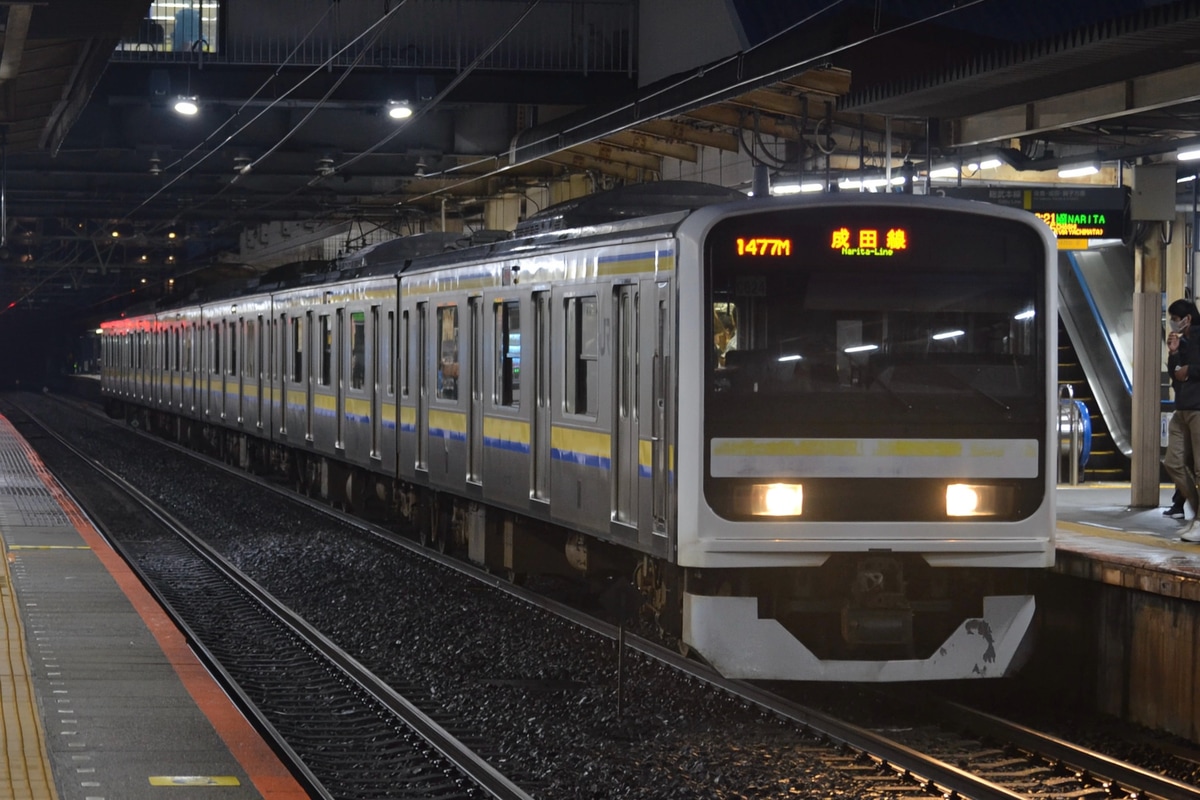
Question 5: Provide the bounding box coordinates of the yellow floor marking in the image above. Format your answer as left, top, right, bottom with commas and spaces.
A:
6, 545, 91, 550
149, 776, 242, 786
1057, 519, 1200, 552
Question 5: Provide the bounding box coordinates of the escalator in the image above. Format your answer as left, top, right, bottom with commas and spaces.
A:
1058, 317, 1128, 481
1056, 244, 1166, 483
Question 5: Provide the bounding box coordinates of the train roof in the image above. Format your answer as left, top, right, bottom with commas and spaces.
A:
126, 181, 752, 316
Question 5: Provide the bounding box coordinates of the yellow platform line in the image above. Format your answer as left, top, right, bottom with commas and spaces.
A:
1, 543, 60, 800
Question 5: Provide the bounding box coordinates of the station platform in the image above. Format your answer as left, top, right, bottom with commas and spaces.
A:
1056, 483, 1200, 597
0, 414, 306, 799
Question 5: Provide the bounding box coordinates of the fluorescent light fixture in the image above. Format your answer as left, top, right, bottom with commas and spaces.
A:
777, 354, 802, 362
844, 344, 878, 354
931, 329, 965, 340
968, 158, 1003, 170
387, 100, 413, 120
774, 181, 824, 194
838, 177, 863, 190
862, 177, 890, 189
1057, 163, 1099, 178
929, 165, 960, 178
1179, 174, 1197, 183
1013, 309, 1036, 320
173, 96, 199, 116
890, 176, 907, 185
1178, 147, 1200, 161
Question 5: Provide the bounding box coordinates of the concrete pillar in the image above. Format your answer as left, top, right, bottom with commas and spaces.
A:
1131, 242, 1163, 507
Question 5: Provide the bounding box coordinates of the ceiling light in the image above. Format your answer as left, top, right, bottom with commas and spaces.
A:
1058, 162, 1099, 178
173, 96, 199, 116
1179, 174, 1198, 184
968, 158, 1003, 170
928, 165, 959, 178
387, 100, 413, 120
1177, 147, 1200, 161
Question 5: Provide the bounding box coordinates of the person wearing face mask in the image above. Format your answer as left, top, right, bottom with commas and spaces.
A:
1163, 298, 1200, 541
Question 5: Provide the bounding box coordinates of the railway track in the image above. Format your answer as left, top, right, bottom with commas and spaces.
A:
8, 400, 536, 800
15, 391, 1200, 800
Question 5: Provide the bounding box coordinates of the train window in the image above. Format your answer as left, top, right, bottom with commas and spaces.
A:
318, 314, 332, 387
565, 296, 598, 417
350, 312, 366, 390
437, 305, 459, 401
245, 320, 256, 378
229, 321, 238, 377
387, 311, 396, 396
212, 324, 221, 375
495, 300, 521, 407
401, 310, 410, 397
290, 316, 303, 383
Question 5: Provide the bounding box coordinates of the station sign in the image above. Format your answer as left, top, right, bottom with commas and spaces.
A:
943, 186, 1127, 242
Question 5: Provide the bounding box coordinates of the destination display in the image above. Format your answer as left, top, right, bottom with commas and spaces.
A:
944, 186, 1126, 240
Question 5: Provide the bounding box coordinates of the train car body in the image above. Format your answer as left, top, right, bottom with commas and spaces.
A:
100, 186, 1056, 682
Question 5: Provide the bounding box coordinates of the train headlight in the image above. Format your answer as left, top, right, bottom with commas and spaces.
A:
749, 483, 803, 516
946, 483, 1009, 517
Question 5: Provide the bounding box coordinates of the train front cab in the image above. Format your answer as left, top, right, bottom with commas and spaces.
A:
674, 196, 1058, 681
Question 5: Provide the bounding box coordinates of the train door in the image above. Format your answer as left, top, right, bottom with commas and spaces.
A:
205, 322, 215, 417
305, 311, 315, 441
647, 280, 671, 536
613, 283, 639, 526
336, 307, 346, 448
416, 301, 428, 471
531, 290, 551, 502
371, 305, 381, 459
257, 314, 266, 429
237, 318, 245, 423
218, 320, 228, 420
468, 296, 483, 484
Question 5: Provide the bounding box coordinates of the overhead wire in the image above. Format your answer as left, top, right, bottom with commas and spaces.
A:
126, 1, 409, 221
216, 0, 545, 229
401, 0, 988, 207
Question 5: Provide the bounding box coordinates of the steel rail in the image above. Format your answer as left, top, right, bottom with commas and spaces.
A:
18, 400, 536, 800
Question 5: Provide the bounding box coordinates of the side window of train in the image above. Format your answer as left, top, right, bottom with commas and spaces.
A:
350, 311, 366, 390
244, 320, 256, 378
401, 309, 410, 397
387, 310, 396, 396
318, 314, 332, 387
565, 296, 598, 417
290, 316, 303, 383
229, 320, 238, 377
211, 323, 221, 375
495, 299, 520, 407
437, 305, 459, 401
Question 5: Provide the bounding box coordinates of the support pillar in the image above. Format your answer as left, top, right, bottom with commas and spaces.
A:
1130, 244, 1163, 507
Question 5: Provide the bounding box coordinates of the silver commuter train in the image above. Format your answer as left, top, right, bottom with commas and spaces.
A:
100, 184, 1057, 681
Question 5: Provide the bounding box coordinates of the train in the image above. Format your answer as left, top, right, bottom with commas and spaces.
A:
100, 181, 1057, 681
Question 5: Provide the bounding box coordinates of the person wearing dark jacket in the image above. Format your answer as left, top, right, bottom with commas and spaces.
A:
1164, 298, 1200, 541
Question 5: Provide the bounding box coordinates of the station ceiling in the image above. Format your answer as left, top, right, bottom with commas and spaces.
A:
5, 0, 1200, 327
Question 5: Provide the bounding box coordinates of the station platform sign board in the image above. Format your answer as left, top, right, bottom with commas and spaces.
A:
943, 186, 1127, 248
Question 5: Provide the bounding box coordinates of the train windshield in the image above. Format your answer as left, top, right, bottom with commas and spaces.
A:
704, 205, 1047, 438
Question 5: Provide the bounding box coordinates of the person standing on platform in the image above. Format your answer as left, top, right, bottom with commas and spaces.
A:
1163, 298, 1200, 541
